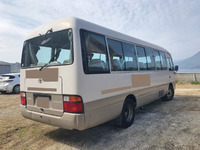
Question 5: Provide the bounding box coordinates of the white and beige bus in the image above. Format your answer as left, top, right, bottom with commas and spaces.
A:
20, 17, 178, 130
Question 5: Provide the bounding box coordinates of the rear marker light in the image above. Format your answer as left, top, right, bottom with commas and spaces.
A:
20, 92, 26, 105
63, 96, 82, 102
63, 96, 83, 113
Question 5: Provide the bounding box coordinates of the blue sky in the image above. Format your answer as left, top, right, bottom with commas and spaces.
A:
0, 0, 200, 63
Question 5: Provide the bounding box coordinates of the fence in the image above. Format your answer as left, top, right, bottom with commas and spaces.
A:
176, 73, 200, 82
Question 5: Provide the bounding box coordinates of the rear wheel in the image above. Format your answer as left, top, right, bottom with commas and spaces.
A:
0, 91, 6, 94
13, 85, 20, 94
121, 98, 135, 128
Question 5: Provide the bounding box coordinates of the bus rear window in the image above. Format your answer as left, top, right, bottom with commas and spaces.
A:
21, 29, 73, 68
80, 30, 110, 74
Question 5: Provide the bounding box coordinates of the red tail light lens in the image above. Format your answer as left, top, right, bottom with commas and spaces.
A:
63, 102, 83, 113
3, 80, 13, 83
21, 97, 26, 105
20, 92, 26, 105
63, 96, 83, 113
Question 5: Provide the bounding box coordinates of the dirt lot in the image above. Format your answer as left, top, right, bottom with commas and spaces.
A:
0, 83, 200, 150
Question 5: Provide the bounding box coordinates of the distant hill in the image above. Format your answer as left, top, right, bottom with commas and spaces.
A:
0, 61, 20, 73
176, 51, 200, 69
0, 61, 8, 64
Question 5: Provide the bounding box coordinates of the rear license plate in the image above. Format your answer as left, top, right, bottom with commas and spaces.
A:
36, 97, 50, 108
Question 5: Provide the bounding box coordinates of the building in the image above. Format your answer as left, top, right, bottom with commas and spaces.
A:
0, 64, 11, 75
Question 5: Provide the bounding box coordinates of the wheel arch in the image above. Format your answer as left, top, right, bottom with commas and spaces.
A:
12, 84, 20, 93
125, 94, 137, 108
169, 83, 173, 88
13, 84, 20, 88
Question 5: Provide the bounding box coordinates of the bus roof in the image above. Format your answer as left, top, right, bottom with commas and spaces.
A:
26, 17, 168, 53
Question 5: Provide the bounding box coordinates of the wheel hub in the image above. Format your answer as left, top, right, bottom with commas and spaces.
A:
125, 105, 133, 122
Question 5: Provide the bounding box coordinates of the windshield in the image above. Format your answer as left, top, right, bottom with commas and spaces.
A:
21, 29, 73, 68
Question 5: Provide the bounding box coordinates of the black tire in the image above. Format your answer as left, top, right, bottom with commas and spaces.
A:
13, 85, 20, 94
1, 91, 6, 94
121, 98, 135, 128
162, 85, 174, 101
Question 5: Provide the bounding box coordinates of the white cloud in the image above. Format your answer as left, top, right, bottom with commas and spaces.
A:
0, 0, 200, 62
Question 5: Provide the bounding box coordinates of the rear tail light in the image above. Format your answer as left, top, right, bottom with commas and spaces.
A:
20, 92, 26, 105
63, 96, 83, 113
3, 80, 13, 83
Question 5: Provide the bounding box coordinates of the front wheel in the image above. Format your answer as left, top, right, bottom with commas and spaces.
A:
121, 98, 135, 128
13, 85, 20, 94
162, 85, 174, 101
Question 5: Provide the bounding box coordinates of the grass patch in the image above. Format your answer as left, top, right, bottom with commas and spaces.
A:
191, 81, 200, 84
176, 80, 190, 85
18, 127, 29, 138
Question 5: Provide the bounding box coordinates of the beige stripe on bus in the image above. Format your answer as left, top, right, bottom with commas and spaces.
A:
101, 86, 132, 95
27, 87, 57, 92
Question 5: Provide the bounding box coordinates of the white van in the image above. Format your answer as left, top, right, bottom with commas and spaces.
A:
20, 17, 178, 130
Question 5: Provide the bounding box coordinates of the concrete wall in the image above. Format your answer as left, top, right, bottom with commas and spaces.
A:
176, 73, 200, 82
0, 64, 11, 75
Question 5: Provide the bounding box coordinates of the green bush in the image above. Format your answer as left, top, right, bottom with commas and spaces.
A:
191, 81, 200, 84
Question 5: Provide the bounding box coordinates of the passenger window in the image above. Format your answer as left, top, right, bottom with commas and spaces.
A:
153, 50, 162, 70
167, 57, 174, 71
122, 42, 138, 71
9, 76, 15, 79
159, 51, 167, 70
80, 30, 110, 74
107, 39, 125, 71
136, 46, 147, 70
145, 48, 155, 70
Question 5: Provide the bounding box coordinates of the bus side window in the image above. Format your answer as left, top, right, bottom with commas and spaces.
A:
107, 39, 125, 71
160, 51, 167, 70
136, 46, 147, 70
80, 30, 110, 74
145, 48, 155, 70
122, 42, 138, 71
153, 50, 162, 70
167, 57, 174, 71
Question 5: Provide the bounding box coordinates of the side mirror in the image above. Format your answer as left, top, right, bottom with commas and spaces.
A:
175, 65, 179, 72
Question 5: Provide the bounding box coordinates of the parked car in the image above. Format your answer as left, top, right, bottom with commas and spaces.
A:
0, 73, 20, 94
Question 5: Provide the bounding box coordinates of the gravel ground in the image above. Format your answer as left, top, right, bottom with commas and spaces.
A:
0, 83, 200, 150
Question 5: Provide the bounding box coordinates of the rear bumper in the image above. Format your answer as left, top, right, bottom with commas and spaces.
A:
20, 105, 86, 130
